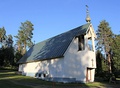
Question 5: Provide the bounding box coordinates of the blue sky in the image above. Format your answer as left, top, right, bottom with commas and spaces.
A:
0, 0, 120, 44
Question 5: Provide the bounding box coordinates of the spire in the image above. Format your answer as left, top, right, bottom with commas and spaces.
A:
86, 5, 91, 23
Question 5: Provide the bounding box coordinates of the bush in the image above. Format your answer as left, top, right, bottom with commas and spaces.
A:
114, 71, 120, 78
95, 71, 113, 81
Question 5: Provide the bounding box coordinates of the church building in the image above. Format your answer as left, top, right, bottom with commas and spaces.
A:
18, 7, 96, 83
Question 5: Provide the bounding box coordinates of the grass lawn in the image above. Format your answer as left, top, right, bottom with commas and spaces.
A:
0, 70, 120, 88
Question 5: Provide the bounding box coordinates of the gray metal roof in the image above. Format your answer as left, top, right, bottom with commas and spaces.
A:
18, 23, 90, 64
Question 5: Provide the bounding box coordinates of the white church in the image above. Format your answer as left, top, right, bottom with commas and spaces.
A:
18, 8, 96, 83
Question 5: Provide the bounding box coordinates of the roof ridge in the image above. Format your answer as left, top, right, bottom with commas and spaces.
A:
36, 23, 90, 45
18, 23, 91, 63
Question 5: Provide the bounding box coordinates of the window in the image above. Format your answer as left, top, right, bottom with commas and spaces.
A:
78, 35, 85, 51
43, 74, 46, 77
87, 37, 93, 51
39, 73, 41, 77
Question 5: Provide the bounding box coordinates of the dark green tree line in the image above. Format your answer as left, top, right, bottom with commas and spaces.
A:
0, 20, 34, 67
0, 27, 14, 67
96, 20, 120, 75
111, 35, 120, 71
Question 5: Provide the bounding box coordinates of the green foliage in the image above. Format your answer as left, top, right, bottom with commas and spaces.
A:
0, 27, 6, 42
0, 46, 14, 67
96, 20, 120, 76
0, 27, 14, 67
0, 20, 34, 68
96, 50, 108, 76
14, 51, 23, 65
0, 49, 4, 66
7, 35, 13, 47
96, 50, 103, 74
101, 59, 108, 72
0, 27, 7, 48
96, 20, 113, 52
96, 20, 113, 73
15, 20, 34, 55
111, 35, 120, 71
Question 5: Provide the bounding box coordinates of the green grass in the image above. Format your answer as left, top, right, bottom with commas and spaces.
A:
0, 80, 31, 88
0, 70, 32, 88
116, 78, 120, 80
0, 70, 90, 88
0, 70, 119, 88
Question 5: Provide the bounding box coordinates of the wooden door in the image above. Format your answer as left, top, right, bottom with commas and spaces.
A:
86, 68, 92, 82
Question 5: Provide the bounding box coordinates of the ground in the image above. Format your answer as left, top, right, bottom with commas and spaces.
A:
0, 70, 120, 88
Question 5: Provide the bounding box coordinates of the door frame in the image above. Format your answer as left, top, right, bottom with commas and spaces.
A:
86, 67, 92, 82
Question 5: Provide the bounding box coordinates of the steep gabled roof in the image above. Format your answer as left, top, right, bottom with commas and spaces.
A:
18, 23, 90, 64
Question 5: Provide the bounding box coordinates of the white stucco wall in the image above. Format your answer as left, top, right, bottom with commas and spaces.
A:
63, 35, 96, 82
19, 58, 64, 77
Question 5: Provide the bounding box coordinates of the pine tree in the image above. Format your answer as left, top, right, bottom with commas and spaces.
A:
0, 27, 7, 48
96, 20, 113, 73
15, 20, 34, 55
111, 35, 120, 71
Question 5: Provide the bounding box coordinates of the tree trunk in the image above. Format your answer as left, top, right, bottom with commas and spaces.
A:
18, 43, 21, 52
22, 42, 26, 55
108, 53, 112, 73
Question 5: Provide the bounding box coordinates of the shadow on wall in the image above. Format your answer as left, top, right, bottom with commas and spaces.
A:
63, 39, 91, 82
32, 24, 89, 62
34, 37, 95, 83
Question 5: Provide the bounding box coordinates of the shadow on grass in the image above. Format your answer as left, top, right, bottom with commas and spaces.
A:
0, 80, 32, 88
0, 73, 17, 78
0, 70, 91, 88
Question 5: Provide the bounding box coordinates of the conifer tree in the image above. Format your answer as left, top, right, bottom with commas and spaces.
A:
96, 20, 113, 73
111, 34, 120, 71
15, 20, 34, 55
